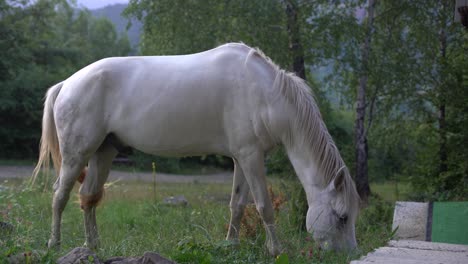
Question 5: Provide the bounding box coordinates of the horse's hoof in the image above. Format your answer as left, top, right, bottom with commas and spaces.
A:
47, 239, 60, 250
83, 241, 99, 251
267, 242, 283, 257
224, 239, 241, 249
268, 248, 282, 257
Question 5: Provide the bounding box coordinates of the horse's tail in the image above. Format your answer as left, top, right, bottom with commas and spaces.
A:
31, 82, 64, 185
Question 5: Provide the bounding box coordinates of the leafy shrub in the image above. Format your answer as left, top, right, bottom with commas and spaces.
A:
283, 181, 308, 231
266, 147, 294, 177
129, 150, 181, 173
237, 185, 287, 239
174, 237, 213, 264
129, 151, 233, 174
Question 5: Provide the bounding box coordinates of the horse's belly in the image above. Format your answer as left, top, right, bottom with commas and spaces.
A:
111, 99, 231, 156
131, 124, 228, 157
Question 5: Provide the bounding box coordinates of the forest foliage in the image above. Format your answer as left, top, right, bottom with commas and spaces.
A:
0, 0, 131, 158
1, 0, 466, 201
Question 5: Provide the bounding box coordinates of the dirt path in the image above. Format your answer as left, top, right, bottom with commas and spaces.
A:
0, 165, 233, 184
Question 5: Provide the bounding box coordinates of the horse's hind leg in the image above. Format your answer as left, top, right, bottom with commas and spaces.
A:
48, 158, 87, 249
226, 159, 250, 243
79, 142, 117, 250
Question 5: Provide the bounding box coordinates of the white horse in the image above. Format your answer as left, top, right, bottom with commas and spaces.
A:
32, 43, 359, 255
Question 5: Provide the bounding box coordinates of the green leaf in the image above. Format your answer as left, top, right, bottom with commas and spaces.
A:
275, 253, 289, 264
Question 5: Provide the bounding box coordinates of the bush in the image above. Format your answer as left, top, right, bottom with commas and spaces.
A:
129, 150, 181, 173
281, 180, 308, 231
129, 151, 233, 174
266, 147, 294, 177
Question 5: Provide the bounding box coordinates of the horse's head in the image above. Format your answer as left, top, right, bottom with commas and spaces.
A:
306, 170, 359, 252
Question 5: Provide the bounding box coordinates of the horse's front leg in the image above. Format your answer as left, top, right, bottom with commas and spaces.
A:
236, 149, 282, 256
226, 159, 250, 243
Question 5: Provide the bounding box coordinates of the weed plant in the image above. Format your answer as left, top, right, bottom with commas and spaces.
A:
0, 177, 397, 263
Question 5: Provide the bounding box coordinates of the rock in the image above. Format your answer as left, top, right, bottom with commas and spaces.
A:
7, 250, 44, 264
162, 195, 188, 206
104, 252, 177, 264
57, 247, 102, 264
0, 184, 9, 192
0, 221, 14, 233
57, 248, 176, 264
140, 252, 177, 264
104, 257, 133, 264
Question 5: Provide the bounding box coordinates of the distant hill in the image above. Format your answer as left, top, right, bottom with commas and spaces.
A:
90, 3, 142, 50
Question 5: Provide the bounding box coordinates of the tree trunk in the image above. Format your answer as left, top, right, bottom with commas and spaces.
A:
438, 2, 448, 177
355, 0, 376, 204
284, 0, 306, 80
282, 0, 307, 231
438, 90, 447, 177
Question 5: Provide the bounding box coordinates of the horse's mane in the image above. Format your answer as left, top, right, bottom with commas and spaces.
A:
236, 43, 359, 215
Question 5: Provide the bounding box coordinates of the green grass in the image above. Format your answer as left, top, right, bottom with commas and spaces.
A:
370, 181, 410, 201
0, 178, 397, 263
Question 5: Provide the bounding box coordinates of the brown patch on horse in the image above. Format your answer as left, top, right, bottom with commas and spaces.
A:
77, 168, 87, 184
80, 189, 104, 210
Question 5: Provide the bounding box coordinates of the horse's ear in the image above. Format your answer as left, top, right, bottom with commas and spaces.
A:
333, 170, 345, 191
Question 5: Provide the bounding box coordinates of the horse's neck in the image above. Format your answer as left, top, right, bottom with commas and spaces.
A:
286, 145, 324, 205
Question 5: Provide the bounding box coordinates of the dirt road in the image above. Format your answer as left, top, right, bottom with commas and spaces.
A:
0, 165, 233, 184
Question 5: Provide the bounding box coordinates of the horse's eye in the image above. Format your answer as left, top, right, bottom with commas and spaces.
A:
332, 210, 348, 225
339, 215, 348, 225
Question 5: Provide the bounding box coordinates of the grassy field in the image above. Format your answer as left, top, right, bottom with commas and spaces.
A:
0, 177, 401, 263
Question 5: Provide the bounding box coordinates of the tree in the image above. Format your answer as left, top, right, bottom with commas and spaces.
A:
0, 0, 131, 159
124, 0, 297, 172
89, 17, 129, 59
354, 0, 376, 203
282, 0, 306, 79
100, 0, 468, 201
125, 0, 290, 64
303, 0, 467, 202
360, 0, 467, 200
386, 0, 467, 200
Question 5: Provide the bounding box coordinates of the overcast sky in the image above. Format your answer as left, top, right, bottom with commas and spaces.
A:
76, 0, 129, 10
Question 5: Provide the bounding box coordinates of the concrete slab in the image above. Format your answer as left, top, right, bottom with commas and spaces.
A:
369, 247, 467, 263
392, 201, 428, 240
388, 240, 468, 252
351, 240, 468, 264
355, 201, 468, 263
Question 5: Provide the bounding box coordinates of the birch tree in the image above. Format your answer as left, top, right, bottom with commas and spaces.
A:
355, 0, 375, 203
